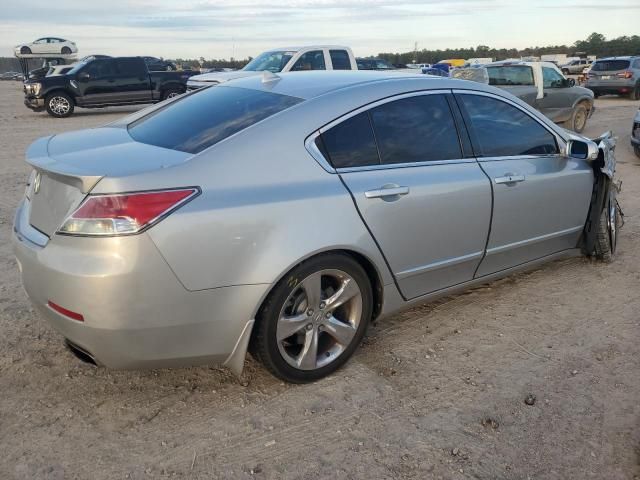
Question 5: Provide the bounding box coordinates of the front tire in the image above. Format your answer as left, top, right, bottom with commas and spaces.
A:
594, 189, 620, 262
45, 92, 74, 118
568, 103, 589, 133
61, 46, 72, 55
251, 253, 373, 383
20, 46, 32, 55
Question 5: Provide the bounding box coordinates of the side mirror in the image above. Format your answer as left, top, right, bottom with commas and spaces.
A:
78, 72, 90, 82
565, 139, 598, 160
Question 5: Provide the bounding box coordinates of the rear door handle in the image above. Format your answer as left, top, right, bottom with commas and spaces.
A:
364, 185, 410, 199
494, 174, 525, 185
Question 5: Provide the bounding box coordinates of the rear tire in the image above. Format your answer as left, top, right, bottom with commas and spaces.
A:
162, 88, 183, 101
568, 103, 589, 133
250, 253, 373, 383
45, 92, 74, 118
61, 47, 72, 55
20, 46, 32, 55
594, 189, 619, 263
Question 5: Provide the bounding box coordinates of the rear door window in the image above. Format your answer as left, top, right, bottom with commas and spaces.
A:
128, 86, 303, 154
291, 51, 326, 71
330, 50, 351, 70
319, 112, 379, 168
486, 66, 534, 86
459, 94, 558, 157
370, 94, 461, 164
591, 60, 630, 71
115, 58, 146, 77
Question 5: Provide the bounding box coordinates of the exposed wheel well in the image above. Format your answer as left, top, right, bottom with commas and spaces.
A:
45, 89, 75, 102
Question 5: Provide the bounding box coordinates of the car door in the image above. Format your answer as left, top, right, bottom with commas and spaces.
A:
454, 91, 593, 277
76, 59, 118, 105
315, 91, 492, 299
535, 66, 574, 122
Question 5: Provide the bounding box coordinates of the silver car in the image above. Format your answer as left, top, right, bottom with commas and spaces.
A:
13, 71, 620, 383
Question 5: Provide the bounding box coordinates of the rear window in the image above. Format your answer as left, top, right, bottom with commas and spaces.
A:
591, 60, 630, 71
486, 66, 534, 86
128, 86, 303, 154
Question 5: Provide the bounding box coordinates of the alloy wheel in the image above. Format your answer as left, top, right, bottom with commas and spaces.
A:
49, 96, 71, 116
276, 269, 362, 370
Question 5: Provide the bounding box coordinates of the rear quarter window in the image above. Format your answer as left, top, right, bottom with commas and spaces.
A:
128, 86, 303, 154
486, 66, 534, 86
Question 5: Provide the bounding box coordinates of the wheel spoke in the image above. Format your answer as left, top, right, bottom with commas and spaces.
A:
277, 313, 309, 341
296, 328, 318, 369
300, 272, 322, 309
323, 316, 357, 346
325, 278, 359, 311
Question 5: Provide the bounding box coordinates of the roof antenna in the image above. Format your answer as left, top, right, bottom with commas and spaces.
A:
262, 71, 281, 84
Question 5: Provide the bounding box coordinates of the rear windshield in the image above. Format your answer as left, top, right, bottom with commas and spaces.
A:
128, 86, 303, 154
486, 66, 534, 86
591, 60, 630, 71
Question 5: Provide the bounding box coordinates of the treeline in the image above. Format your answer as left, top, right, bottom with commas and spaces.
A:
377, 33, 640, 65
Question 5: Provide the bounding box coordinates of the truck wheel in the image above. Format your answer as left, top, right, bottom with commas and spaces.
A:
20, 46, 32, 55
61, 47, 72, 55
162, 88, 183, 101
568, 103, 589, 133
594, 189, 620, 263
45, 92, 74, 118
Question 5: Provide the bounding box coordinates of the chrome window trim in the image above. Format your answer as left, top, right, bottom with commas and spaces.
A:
304, 89, 471, 173
452, 88, 567, 152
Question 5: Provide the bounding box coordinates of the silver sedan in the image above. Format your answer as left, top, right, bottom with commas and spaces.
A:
13, 71, 620, 383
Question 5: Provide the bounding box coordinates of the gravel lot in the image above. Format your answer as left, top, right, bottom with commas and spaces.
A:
0, 81, 639, 480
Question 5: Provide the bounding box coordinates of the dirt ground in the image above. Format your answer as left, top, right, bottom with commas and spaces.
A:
0, 81, 639, 480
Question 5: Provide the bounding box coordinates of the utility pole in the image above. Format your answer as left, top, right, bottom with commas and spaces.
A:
413, 41, 418, 63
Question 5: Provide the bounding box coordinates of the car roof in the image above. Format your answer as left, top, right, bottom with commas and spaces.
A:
265, 45, 350, 53
221, 70, 488, 100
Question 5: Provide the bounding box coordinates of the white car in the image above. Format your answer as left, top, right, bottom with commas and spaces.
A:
14, 38, 77, 56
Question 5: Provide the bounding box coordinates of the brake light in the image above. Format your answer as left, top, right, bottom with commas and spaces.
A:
617, 71, 633, 79
58, 188, 199, 236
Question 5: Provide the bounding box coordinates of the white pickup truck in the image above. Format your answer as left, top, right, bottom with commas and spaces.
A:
187, 46, 357, 90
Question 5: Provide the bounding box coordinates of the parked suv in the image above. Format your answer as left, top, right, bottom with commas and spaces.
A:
561, 59, 593, 75
632, 108, 640, 158
585, 57, 640, 99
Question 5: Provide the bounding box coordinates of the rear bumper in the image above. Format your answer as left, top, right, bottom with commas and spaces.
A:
585, 79, 636, 94
12, 198, 268, 370
24, 96, 45, 111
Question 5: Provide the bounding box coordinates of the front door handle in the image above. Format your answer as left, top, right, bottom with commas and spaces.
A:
364, 185, 410, 199
494, 174, 525, 185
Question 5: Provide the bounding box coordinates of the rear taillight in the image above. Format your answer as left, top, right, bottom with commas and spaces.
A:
58, 187, 199, 236
616, 71, 633, 79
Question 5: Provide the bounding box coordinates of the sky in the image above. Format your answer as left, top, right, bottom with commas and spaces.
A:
0, 0, 638, 59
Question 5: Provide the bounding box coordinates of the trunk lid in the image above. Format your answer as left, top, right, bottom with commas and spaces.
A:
25, 127, 191, 237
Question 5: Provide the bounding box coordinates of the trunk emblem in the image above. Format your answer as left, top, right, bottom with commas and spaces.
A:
33, 172, 41, 194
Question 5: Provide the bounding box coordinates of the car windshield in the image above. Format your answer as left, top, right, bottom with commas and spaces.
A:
243, 51, 295, 72
486, 66, 534, 86
128, 86, 303, 154
591, 60, 630, 71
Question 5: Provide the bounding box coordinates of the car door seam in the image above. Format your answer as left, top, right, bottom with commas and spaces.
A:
473, 160, 495, 279
336, 174, 407, 301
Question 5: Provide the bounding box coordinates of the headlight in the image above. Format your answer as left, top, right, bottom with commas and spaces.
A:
26, 83, 41, 95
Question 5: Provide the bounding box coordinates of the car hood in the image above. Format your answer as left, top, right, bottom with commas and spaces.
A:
27, 127, 191, 181
188, 70, 260, 84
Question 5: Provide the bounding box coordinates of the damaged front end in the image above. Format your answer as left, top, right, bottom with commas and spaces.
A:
580, 131, 623, 258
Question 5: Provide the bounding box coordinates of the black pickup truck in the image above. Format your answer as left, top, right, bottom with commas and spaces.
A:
23, 56, 196, 118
